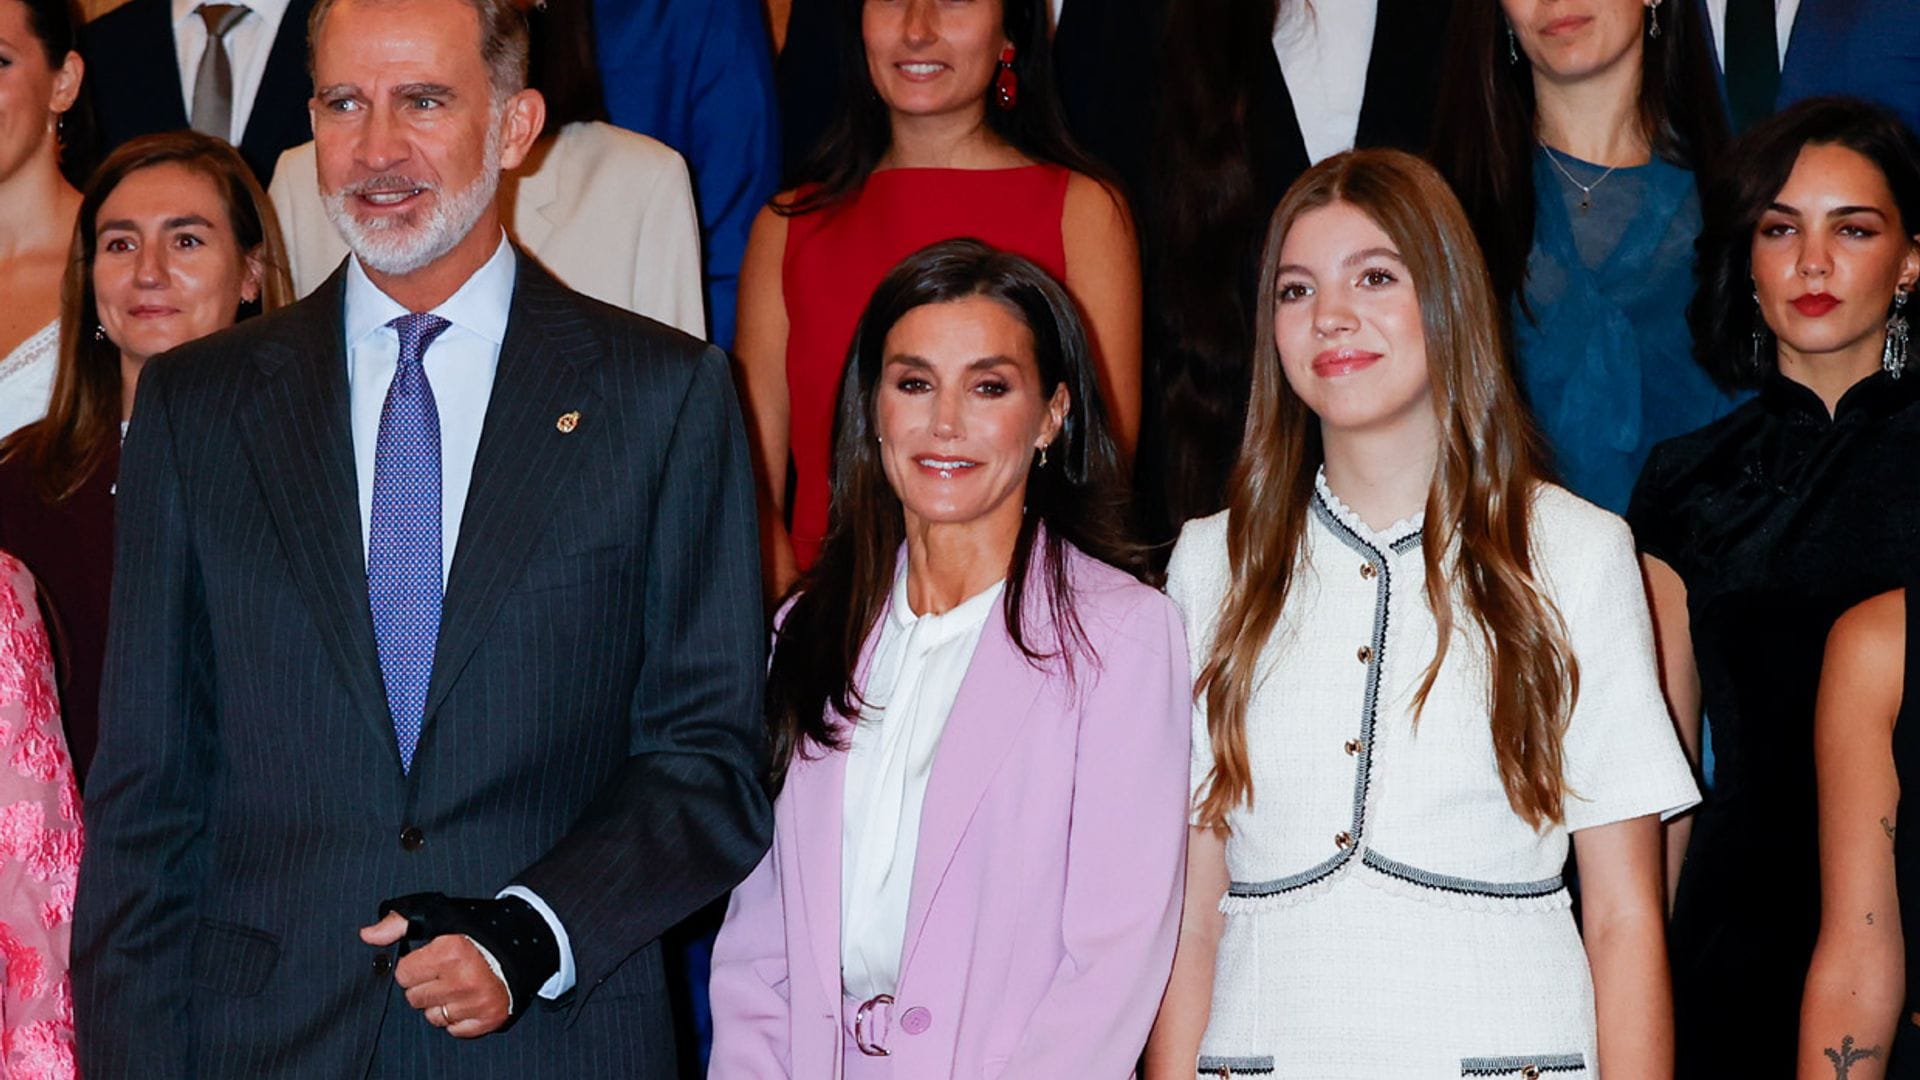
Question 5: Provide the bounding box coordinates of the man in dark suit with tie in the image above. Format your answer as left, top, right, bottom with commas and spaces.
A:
1705, 0, 1920, 136
83, 0, 317, 182
70, 0, 771, 1074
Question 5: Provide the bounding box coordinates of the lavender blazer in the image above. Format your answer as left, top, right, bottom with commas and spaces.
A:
709, 546, 1191, 1077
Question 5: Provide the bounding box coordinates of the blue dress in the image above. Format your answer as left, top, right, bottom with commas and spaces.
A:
1513, 150, 1741, 513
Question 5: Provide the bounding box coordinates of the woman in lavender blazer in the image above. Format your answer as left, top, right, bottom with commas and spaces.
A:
709, 239, 1191, 1078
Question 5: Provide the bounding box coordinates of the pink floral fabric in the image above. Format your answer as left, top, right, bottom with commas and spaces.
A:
0, 554, 80, 1079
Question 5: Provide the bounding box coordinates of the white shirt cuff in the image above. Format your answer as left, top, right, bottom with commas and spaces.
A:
498, 885, 577, 999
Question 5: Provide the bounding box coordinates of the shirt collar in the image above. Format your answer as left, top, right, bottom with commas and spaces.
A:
172, 0, 290, 30
343, 231, 516, 349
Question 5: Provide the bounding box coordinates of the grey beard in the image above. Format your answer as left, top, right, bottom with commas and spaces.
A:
322, 125, 504, 276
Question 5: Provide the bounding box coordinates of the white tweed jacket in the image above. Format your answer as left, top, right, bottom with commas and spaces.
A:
1167, 475, 1699, 911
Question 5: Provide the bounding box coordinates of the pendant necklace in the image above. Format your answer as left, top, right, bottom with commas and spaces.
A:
1539, 138, 1619, 214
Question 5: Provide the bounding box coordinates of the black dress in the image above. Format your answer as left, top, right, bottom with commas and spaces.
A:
1628, 370, 1920, 1076
0, 442, 117, 788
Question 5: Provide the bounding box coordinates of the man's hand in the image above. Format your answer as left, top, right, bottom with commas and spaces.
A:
361, 912, 511, 1038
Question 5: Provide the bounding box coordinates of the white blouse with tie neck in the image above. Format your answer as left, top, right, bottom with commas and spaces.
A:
839, 564, 1006, 1002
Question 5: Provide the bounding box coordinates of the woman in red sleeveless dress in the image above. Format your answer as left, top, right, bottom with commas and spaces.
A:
735, 0, 1141, 595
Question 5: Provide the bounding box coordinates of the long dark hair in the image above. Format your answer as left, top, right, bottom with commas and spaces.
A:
1430, 0, 1728, 311
18, 0, 96, 184
0, 132, 294, 503
1692, 97, 1920, 390
525, 0, 607, 135
1197, 150, 1576, 831
778, 0, 1107, 215
764, 239, 1143, 793
1147, 0, 1280, 529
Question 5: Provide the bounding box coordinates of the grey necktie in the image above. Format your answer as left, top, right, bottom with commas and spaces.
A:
189, 3, 249, 140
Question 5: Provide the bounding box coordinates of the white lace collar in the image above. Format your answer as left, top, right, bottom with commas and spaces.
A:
1314, 466, 1424, 549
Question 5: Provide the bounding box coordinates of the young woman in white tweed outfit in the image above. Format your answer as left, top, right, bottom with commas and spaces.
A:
1144, 148, 1699, 1079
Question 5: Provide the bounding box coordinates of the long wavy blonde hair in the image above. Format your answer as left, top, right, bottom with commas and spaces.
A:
1192, 148, 1578, 833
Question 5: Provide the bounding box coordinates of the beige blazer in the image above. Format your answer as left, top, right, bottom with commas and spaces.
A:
268, 120, 707, 337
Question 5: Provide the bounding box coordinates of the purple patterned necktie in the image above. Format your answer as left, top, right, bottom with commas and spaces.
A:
368, 312, 450, 772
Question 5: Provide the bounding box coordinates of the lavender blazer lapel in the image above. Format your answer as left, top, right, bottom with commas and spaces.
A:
895, 583, 1053, 982
787, 731, 851, 1010
788, 599, 892, 1011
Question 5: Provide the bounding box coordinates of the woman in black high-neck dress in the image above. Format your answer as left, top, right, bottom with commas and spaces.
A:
1628, 98, 1920, 1076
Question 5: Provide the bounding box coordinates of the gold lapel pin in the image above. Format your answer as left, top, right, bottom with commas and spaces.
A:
556, 410, 580, 434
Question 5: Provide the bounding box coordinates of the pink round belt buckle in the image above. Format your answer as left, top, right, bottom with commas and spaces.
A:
854, 993, 894, 1057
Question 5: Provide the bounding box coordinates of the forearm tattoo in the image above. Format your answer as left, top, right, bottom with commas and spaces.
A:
1884, 817, 1897, 842
1825, 1035, 1883, 1078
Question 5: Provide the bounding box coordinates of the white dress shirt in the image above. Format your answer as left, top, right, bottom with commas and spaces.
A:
1049, 0, 1065, 30
1706, 0, 1803, 66
343, 233, 576, 1000
1272, 0, 1379, 166
840, 565, 1004, 1001
344, 235, 510, 581
170, 0, 291, 145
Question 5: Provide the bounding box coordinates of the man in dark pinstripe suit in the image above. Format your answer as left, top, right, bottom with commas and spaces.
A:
70, 0, 771, 1074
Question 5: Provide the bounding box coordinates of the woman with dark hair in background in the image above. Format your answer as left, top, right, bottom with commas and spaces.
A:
1055, 0, 1453, 538
1150, 149, 1694, 1078
710, 239, 1188, 1076
734, 0, 1141, 598
1432, 0, 1734, 513
0, 130, 293, 787
0, 0, 86, 439
1630, 97, 1920, 1074
269, 0, 707, 335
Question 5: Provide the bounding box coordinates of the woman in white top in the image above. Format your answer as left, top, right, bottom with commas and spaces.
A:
710, 239, 1189, 1077
0, 0, 85, 438
1145, 149, 1698, 1078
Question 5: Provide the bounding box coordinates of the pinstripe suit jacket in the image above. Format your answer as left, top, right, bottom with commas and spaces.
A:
71, 253, 772, 1078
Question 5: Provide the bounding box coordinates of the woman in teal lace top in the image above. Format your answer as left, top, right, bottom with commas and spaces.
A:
1431, 0, 1737, 512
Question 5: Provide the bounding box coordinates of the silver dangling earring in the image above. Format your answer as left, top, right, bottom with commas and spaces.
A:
1507, 23, 1519, 64
1646, 0, 1662, 38
93, 324, 106, 342
1037, 445, 1048, 469
1885, 290, 1912, 380
1750, 290, 1770, 373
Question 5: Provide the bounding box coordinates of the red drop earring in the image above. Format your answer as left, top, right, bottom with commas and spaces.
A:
993, 43, 1018, 110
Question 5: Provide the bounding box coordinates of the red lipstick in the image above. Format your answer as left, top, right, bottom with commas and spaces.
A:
1791, 293, 1842, 317
1311, 348, 1383, 378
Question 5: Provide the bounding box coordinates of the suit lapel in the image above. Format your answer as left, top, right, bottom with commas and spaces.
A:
1252, 30, 1311, 199
789, 728, 853, 1008
1354, 0, 1453, 152
895, 585, 1051, 982
132, 0, 191, 132
240, 0, 315, 169
419, 256, 603, 724
1777, 0, 1841, 97
233, 269, 399, 768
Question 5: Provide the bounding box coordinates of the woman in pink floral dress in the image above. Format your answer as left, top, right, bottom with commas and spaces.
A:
0, 552, 81, 1078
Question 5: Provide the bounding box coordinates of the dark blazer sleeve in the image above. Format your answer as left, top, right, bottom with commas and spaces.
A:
513, 343, 772, 1009
71, 361, 219, 1079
